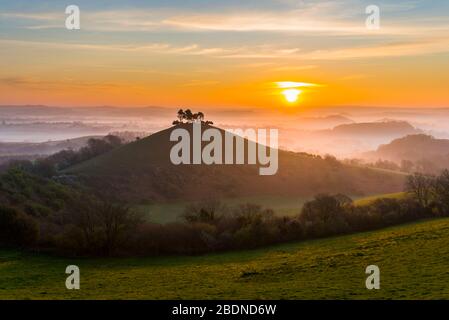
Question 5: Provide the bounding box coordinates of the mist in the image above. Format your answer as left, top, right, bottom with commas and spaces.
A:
2, 105, 449, 159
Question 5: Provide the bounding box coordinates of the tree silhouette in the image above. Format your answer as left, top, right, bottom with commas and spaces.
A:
184, 109, 194, 122
177, 109, 185, 122
173, 109, 210, 125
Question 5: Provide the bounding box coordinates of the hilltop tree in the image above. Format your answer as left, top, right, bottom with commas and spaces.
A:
184, 109, 194, 122
177, 109, 185, 122
173, 109, 210, 125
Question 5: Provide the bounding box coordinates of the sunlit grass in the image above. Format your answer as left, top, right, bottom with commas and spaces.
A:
2, 218, 449, 299
136, 194, 383, 224
354, 192, 407, 206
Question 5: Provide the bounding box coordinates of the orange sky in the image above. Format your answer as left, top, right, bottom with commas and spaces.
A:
1, 1, 448, 109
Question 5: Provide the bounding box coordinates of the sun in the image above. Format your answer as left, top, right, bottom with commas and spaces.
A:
275, 81, 319, 105
282, 89, 301, 103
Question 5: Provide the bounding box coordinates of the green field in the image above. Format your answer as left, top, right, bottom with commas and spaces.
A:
135, 195, 310, 224
353, 192, 407, 206
1, 218, 449, 299
137, 194, 396, 224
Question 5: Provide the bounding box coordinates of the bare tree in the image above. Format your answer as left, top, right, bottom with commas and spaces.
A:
406, 173, 435, 207
433, 170, 449, 214
68, 196, 141, 255
96, 202, 141, 255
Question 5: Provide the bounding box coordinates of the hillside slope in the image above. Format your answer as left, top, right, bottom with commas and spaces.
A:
2, 218, 449, 299
331, 120, 419, 137
67, 124, 406, 202
363, 134, 449, 162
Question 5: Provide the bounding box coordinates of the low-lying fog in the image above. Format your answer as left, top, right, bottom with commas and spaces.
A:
2, 105, 449, 160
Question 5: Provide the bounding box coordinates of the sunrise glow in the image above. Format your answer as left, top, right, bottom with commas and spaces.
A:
0, 1, 448, 109
282, 89, 301, 103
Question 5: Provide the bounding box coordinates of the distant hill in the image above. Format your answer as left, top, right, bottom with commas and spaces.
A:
297, 114, 354, 130
360, 134, 449, 174
331, 120, 419, 137
67, 123, 405, 202
285, 120, 421, 159
364, 134, 449, 162
0, 133, 146, 166
0, 136, 101, 157
0, 136, 103, 167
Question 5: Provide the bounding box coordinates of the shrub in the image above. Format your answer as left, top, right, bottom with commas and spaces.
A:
0, 205, 39, 247
299, 194, 350, 238
63, 196, 142, 256
232, 203, 274, 228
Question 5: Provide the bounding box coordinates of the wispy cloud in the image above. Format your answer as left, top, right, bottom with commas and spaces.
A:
0, 12, 62, 21
275, 81, 320, 88
301, 38, 449, 60
270, 65, 318, 72
0, 38, 228, 56
1, 2, 447, 36
0, 76, 123, 89
1, 1, 448, 62
182, 80, 220, 87
1, 35, 449, 61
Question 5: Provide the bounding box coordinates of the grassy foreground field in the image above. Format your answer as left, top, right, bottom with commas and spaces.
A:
1, 218, 449, 299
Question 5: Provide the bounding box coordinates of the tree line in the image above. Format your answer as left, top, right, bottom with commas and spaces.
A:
3, 168, 449, 256
406, 171, 449, 213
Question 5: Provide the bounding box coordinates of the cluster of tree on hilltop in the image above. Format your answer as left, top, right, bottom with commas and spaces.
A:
172, 109, 213, 125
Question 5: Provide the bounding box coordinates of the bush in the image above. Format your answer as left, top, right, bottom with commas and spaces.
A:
232, 203, 274, 228
299, 194, 350, 238
62, 196, 142, 256
6, 166, 449, 257
0, 205, 39, 247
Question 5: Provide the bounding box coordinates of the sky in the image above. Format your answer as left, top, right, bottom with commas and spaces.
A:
0, 0, 448, 109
